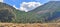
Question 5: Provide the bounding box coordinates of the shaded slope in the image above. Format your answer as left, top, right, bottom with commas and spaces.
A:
0, 2, 16, 22
29, 1, 60, 22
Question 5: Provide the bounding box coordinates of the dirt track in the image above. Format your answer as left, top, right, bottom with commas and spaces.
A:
0, 23, 60, 27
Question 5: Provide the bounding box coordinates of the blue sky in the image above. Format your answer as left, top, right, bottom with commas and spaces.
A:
3, 0, 50, 8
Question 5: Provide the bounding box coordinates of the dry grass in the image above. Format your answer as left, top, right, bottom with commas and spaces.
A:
0, 23, 60, 27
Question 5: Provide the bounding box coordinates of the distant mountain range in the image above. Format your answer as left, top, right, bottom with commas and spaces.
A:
0, 1, 60, 23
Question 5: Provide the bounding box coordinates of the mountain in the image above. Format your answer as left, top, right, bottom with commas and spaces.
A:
14, 1, 60, 23
29, 1, 60, 23
0, 2, 16, 22
0, 1, 60, 23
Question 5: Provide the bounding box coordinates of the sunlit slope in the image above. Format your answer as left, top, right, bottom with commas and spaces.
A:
29, 1, 60, 23
0, 2, 16, 22
14, 1, 60, 23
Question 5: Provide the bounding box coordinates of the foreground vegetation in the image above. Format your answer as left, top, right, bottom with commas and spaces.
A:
0, 23, 60, 27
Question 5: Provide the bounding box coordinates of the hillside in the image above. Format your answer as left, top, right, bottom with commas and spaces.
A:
0, 1, 60, 23
0, 2, 16, 22
14, 1, 60, 23
29, 1, 60, 23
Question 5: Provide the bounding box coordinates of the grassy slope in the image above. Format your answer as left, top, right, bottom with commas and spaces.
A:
0, 1, 60, 23
13, 1, 60, 23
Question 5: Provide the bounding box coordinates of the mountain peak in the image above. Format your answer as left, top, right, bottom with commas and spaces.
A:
30, 1, 60, 12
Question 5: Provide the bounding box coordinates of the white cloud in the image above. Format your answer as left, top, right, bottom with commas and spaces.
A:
13, 5, 19, 9
19, 2, 41, 12
0, 0, 3, 2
